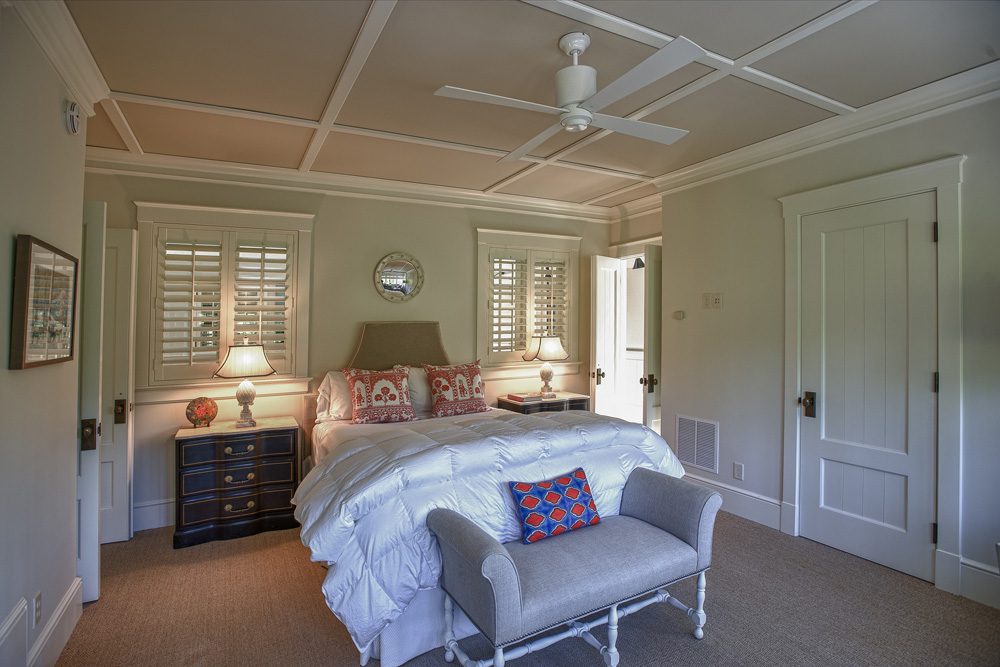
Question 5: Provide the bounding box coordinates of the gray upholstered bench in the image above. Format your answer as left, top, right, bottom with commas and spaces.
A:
427, 468, 723, 667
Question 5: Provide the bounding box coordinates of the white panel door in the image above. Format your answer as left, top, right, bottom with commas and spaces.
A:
78, 202, 106, 602
642, 245, 662, 433
591, 255, 619, 414
99, 229, 136, 544
800, 192, 937, 581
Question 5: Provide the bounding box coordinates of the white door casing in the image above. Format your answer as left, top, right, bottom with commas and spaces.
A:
78, 202, 106, 602
591, 255, 620, 415
100, 228, 137, 544
799, 192, 937, 581
781, 156, 964, 592
642, 245, 662, 432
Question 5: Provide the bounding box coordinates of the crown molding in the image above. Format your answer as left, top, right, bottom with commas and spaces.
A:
11, 0, 109, 116
85, 148, 613, 224
652, 60, 1000, 196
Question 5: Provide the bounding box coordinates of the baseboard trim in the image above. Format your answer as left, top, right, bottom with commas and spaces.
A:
27, 577, 81, 667
133, 497, 174, 531
0, 599, 28, 667
780, 502, 798, 536
935, 548, 962, 595
960, 559, 1000, 610
683, 473, 781, 530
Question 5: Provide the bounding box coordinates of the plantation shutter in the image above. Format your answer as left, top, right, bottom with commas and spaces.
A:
155, 228, 224, 381
232, 233, 293, 374
489, 249, 528, 361
532, 253, 569, 345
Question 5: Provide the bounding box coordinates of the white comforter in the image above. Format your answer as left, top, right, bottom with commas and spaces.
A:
293, 409, 684, 650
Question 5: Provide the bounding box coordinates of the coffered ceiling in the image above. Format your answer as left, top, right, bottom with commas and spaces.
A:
63, 0, 1000, 211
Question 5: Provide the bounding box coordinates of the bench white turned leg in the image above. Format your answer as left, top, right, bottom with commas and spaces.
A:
493, 647, 505, 667
693, 570, 707, 640
602, 603, 620, 667
444, 595, 456, 663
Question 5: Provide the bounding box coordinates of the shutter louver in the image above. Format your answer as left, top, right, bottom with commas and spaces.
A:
533, 257, 568, 345
233, 238, 291, 370
490, 254, 527, 353
157, 239, 223, 368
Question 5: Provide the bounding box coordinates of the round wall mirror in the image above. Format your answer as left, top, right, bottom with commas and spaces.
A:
374, 252, 424, 302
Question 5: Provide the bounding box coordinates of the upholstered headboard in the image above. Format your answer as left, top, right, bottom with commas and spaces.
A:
347, 320, 450, 369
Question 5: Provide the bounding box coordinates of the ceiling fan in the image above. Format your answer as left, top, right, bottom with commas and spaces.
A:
435, 32, 707, 164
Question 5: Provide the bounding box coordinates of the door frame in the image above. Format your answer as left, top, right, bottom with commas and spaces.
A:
779, 156, 964, 593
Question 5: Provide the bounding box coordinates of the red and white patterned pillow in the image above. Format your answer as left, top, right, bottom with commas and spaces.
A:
422, 361, 490, 417
341, 368, 415, 424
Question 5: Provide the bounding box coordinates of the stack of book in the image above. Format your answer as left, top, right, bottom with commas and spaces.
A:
506, 392, 543, 403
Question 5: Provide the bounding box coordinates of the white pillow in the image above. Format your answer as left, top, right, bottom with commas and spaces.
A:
396, 365, 433, 417
316, 370, 353, 422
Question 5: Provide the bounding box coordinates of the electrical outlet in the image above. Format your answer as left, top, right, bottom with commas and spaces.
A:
32, 592, 41, 628
733, 462, 744, 481
702, 292, 723, 310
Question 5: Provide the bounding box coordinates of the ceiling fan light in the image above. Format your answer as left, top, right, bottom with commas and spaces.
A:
564, 122, 588, 133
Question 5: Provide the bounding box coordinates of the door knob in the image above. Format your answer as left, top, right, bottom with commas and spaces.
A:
640, 373, 658, 393
592, 368, 606, 385
800, 391, 817, 418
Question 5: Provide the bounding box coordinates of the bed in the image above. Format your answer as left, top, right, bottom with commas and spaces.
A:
292, 322, 684, 667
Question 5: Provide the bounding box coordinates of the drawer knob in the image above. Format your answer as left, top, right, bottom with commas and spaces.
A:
223, 472, 256, 485
224, 444, 255, 456
223, 500, 256, 513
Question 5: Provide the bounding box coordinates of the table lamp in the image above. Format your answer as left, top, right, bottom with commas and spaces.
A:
214, 339, 276, 427
522, 335, 569, 398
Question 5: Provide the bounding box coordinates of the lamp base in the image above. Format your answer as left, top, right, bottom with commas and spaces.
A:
234, 379, 257, 428
539, 361, 556, 397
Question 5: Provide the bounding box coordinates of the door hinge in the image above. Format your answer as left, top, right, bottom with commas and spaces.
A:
933, 371, 939, 393
932, 522, 938, 544
932, 222, 939, 242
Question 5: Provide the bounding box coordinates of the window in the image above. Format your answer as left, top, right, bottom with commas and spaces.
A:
137, 203, 313, 388
478, 229, 580, 370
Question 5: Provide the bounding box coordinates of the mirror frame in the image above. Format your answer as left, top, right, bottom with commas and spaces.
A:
373, 252, 424, 302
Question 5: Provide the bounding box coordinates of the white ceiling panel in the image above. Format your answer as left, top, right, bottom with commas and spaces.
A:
120, 103, 313, 169
313, 132, 526, 190
87, 104, 127, 151
580, 0, 845, 59
496, 165, 641, 203
565, 77, 834, 176
67, 0, 371, 120
755, 0, 1000, 107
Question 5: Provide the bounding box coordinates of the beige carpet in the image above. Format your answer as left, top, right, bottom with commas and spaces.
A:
57, 512, 1000, 667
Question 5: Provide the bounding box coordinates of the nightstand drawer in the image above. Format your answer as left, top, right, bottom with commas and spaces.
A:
178, 428, 295, 468
178, 458, 295, 497
177, 485, 295, 528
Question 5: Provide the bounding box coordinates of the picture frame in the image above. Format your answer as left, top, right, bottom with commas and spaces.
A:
9, 235, 79, 369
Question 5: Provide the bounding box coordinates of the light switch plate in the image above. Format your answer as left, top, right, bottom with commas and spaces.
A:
733, 462, 744, 481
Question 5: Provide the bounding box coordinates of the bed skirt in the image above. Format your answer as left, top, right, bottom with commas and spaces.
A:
362, 586, 479, 667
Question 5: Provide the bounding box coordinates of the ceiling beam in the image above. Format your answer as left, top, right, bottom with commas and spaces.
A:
99, 98, 142, 155
110, 91, 320, 128
298, 0, 397, 172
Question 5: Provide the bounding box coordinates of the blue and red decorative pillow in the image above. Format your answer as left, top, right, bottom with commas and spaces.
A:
508, 468, 601, 544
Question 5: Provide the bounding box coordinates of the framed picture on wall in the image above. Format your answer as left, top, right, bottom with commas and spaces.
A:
9, 235, 78, 369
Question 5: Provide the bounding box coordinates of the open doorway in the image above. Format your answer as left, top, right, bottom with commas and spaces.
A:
591, 246, 661, 433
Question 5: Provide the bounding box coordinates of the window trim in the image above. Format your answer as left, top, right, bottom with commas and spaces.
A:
135, 202, 313, 390
477, 228, 581, 380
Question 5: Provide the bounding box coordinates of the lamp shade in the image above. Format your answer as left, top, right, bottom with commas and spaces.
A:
522, 335, 569, 362
213, 343, 276, 379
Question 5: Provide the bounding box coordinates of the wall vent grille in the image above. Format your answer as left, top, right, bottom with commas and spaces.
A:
676, 415, 719, 474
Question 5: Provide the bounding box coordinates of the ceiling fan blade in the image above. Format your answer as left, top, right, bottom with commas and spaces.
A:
435, 86, 563, 116
590, 113, 689, 145
581, 36, 705, 113
498, 123, 564, 164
